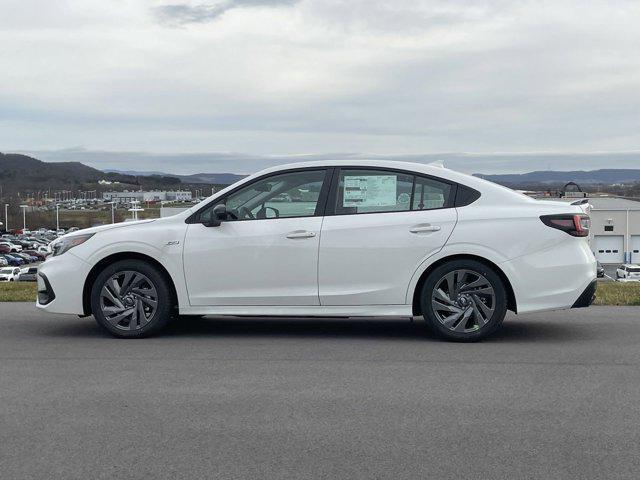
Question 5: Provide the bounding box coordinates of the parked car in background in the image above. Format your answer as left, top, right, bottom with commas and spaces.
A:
616, 264, 640, 281
14, 253, 36, 263
596, 261, 605, 278
37, 160, 597, 341
0, 241, 22, 252
23, 250, 47, 261
2, 254, 25, 266
18, 267, 38, 282
0, 256, 8, 267
0, 267, 21, 281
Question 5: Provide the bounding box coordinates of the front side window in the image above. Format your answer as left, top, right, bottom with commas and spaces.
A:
199, 169, 327, 222
335, 169, 452, 215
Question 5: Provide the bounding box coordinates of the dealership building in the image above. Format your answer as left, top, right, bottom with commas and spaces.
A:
103, 190, 193, 204
539, 195, 640, 264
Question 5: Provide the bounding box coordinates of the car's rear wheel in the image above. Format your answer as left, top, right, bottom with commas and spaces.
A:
90, 259, 175, 338
420, 259, 507, 342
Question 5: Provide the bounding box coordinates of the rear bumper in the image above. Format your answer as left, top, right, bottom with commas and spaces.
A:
571, 280, 597, 308
500, 239, 597, 313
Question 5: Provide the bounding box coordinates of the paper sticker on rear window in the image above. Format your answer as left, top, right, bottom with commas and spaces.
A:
343, 175, 397, 207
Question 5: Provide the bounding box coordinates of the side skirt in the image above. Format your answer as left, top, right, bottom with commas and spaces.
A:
179, 304, 413, 317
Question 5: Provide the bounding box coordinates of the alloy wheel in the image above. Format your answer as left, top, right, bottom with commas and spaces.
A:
99, 271, 158, 331
431, 269, 496, 333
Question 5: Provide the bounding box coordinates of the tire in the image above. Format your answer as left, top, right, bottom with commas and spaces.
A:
90, 259, 175, 338
420, 259, 507, 342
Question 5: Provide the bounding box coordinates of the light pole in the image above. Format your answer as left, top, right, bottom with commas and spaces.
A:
111, 202, 116, 224
55, 204, 60, 231
4, 204, 8, 232
20, 205, 27, 231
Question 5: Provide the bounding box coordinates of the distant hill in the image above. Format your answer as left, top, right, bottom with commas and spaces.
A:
106, 169, 246, 185
0, 153, 181, 197
475, 169, 640, 186
0, 152, 138, 187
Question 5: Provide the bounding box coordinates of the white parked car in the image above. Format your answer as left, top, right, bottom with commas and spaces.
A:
616, 264, 640, 282
37, 161, 597, 341
0, 267, 21, 282
0, 241, 22, 252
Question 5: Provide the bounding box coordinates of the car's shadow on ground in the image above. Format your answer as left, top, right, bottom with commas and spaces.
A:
45, 313, 589, 343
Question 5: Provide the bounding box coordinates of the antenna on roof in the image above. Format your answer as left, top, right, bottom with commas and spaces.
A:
428, 160, 445, 168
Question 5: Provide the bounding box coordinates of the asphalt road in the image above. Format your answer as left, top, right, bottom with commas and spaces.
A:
1, 304, 640, 480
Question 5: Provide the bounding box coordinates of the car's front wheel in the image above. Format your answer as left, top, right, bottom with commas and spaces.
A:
420, 259, 507, 342
90, 259, 175, 338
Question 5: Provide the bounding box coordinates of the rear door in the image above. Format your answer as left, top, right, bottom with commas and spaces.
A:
318, 168, 458, 306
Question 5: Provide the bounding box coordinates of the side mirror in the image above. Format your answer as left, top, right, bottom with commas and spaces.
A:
203, 204, 227, 227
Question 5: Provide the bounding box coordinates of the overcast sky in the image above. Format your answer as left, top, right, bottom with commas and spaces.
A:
2, 0, 640, 174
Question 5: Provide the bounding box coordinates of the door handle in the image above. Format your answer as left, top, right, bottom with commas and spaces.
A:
409, 225, 441, 233
286, 230, 316, 239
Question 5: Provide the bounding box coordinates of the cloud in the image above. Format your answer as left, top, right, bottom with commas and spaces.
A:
2, 0, 640, 173
154, 0, 299, 25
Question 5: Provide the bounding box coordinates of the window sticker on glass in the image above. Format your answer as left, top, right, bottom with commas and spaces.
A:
343, 175, 397, 207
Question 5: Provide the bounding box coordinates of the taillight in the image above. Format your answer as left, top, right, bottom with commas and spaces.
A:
540, 214, 590, 237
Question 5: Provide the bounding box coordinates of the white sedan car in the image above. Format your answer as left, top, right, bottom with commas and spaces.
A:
37, 161, 597, 341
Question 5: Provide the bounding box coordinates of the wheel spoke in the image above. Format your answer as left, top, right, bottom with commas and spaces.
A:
101, 285, 124, 310
433, 302, 463, 314
102, 305, 125, 314
458, 275, 488, 292
138, 296, 158, 309
106, 307, 135, 325
441, 311, 463, 328
470, 300, 487, 326
136, 301, 148, 326
472, 294, 494, 317
110, 277, 122, 296
434, 288, 455, 306
454, 308, 473, 332
443, 272, 456, 297
129, 304, 138, 330
119, 272, 137, 295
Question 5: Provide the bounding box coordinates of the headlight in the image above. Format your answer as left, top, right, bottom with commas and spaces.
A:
51, 233, 94, 257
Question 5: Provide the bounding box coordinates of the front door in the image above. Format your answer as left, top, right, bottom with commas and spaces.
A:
183, 168, 330, 306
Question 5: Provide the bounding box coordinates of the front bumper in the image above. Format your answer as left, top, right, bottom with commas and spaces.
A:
36, 252, 90, 314
37, 272, 56, 305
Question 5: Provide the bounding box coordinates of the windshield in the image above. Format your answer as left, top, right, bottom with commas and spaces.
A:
0, 268, 14, 273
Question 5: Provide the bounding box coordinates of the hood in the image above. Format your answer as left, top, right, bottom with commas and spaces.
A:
66, 219, 156, 237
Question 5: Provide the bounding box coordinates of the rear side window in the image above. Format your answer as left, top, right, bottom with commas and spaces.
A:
334, 169, 453, 215
413, 176, 452, 210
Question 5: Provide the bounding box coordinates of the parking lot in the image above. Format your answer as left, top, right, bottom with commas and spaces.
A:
1, 303, 640, 479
